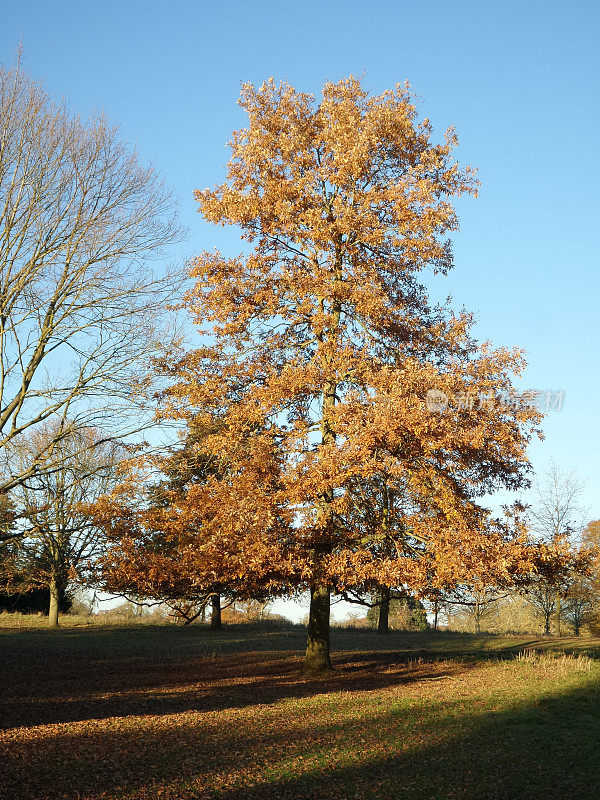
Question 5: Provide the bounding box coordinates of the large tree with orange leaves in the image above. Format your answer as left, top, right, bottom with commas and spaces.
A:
109, 77, 542, 671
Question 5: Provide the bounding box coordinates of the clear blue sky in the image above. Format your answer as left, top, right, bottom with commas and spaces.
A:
2, 0, 599, 527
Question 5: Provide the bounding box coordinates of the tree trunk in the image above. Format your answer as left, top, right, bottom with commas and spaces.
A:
474, 599, 481, 634
210, 594, 222, 630
377, 586, 390, 635
433, 599, 439, 631
555, 590, 561, 637
48, 575, 59, 627
304, 583, 331, 672
544, 612, 551, 635
305, 256, 341, 675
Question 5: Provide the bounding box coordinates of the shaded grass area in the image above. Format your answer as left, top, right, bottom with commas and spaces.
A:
1, 624, 600, 799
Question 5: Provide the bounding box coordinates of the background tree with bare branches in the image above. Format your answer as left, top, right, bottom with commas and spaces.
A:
525, 461, 586, 635
5, 425, 127, 625
0, 57, 182, 528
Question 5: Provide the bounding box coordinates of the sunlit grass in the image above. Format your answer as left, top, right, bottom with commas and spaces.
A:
2, 625, 600, 799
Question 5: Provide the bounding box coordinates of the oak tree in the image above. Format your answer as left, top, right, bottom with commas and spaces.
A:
110, 77, 542, 671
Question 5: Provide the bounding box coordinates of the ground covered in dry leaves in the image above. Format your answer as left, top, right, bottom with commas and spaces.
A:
1, 624, 599, 800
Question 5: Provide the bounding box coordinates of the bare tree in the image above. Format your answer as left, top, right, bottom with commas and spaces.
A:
6, 424, 127, 625
563, 576, 597, 635
444, 585, 506, 634
525, 461, 586, 635
523, 576, 556, 634
0, 57, 182, 525
531, 461, 585, 543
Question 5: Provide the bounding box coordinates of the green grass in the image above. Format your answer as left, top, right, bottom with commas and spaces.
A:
2, 621, 600, 799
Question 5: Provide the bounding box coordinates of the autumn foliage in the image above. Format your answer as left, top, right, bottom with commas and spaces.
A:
99, 77, 544, 671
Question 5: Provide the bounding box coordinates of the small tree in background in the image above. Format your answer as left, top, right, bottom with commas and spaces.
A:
527, 462, 586, 635
559, 520, 600, 635
524, 575, 557, 635
6, 425, 126, 626
445, 584, 506, 634
562, 576, 596, 635
366, 594, 428, 632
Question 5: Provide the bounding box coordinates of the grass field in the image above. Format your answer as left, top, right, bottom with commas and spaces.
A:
2, 622, 600, 800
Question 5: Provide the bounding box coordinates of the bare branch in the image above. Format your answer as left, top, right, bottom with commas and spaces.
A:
0, 58, 185, 499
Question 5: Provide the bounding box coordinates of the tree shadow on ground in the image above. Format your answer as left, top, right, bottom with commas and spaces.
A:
2, 626, 599, 731
0, 648, 461, 729
212, 676, 600, 800
2, 664, 599, 800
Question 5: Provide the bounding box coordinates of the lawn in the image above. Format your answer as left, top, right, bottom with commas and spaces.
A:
1, 622, 599, 800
